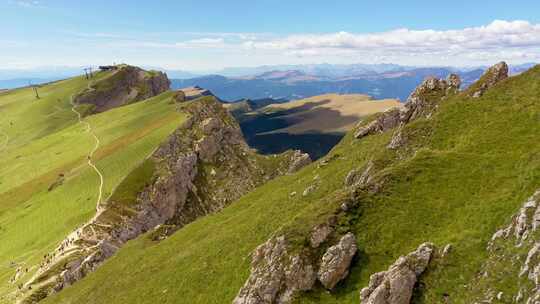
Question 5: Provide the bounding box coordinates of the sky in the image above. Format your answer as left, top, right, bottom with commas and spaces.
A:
1, 0, 540, 71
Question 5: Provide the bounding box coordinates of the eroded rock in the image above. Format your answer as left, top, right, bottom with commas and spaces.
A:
468, 62, 508, 98
233, 237, 316, 304
355, 74, 461, 140
359, 242, 435, 304
310, 223, 333, 248
288, 150, 312, 174
473, 190, 540, 303
318, 232, 358, 289
234, 231, 357, 303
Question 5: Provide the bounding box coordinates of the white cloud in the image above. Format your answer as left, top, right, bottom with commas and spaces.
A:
10, 0, 41, 8
174, 38, 225, 48
242, 20, 540, 59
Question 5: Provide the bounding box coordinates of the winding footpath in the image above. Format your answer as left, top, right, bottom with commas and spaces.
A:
70, 96, 104, 212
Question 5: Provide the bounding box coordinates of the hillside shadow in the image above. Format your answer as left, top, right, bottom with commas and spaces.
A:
245, 132, 344, 160
240, 99, 331, 135
239, 99, 362, 160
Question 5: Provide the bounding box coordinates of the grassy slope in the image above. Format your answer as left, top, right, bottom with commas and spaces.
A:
47, 67, 539, 304
0, 76, 186, 301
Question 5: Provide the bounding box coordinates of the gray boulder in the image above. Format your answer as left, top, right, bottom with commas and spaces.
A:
359, 242, 435, 304
287, 150, 312, 173
233, 236, 316, 304
469, 62, 508, 98
318, 232, 358, 289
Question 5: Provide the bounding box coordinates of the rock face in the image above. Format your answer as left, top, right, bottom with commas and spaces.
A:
471, 189, 540, 303
287, 150, 312, 173
359, 242, 435, 304
22, 97, 308, 303
318, 233, 358, 289
234, 232, 357, 304
74, 65, 170, 113
468, 62, 508, 98
233, 237, 316, 304
354, 74, 461, 140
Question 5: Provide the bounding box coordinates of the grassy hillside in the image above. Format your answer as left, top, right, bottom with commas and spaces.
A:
0, 74, 187, 302
238, 94, 401, 159
44, 66, 539, 304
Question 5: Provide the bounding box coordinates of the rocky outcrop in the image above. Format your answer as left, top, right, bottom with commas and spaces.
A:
233, 237, 316, 304
234, 232, 357, 304
21, 97, 308, 303
310, 223, 334, 248
344, 160, 375, 188
287, 150, 312, 174
355, 74, 461, 140
74, 65, 170, 113
468, 62, 508, 98
472, 189, 540, 303
318, 233, 358, 289
359, 242, 435, 304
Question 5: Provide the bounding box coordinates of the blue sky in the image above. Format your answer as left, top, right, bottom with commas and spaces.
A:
1, 0, 540, 71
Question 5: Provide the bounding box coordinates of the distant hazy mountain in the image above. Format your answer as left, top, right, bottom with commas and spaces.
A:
215, 63, 410, 77
171, 67, 488, 102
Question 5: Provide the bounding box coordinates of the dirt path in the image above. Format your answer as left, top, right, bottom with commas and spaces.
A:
70, 97, 104, 212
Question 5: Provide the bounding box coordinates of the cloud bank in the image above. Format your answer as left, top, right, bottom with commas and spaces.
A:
240, 20, 540, 61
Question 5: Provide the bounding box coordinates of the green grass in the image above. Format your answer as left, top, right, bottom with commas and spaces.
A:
44, 66, 540, 304
107, 158, 156, 207
0, 77, 187, 302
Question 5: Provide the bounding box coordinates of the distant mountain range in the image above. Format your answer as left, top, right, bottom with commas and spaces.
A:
2, 63, 536, 101
170, 63, 536, 102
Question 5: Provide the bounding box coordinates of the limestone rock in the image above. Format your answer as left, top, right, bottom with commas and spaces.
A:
302, 184, 316, 197
318, 232, 358, 289
472, 190, 540, 304
469, 62, 508, 98
233, 237, 316, 304
359, 242, 435, 304
400, 74, 459, 122
354, 108, 401, 139
355, 73, 461, 141
344, 168, 361, 186
288, 150, 312, 173
310, 224, 333, 248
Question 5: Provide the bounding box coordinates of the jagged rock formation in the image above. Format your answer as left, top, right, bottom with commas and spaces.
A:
354, 73, 461, 140
232, 236, 316, 304
233, 231, 357, 304
318, 233, 358, 289
287, 150, 312, 174
359, 243, 435, 304
467, 62, 508, 98
471, 189, 540, 303
21, 97, 308, 303
74, 65, 170, 113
